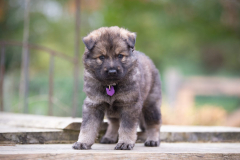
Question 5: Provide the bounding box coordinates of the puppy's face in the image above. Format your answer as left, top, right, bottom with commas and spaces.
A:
83, 27, 137, 83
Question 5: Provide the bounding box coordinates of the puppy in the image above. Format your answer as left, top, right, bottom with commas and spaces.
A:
72, 26, 162, 150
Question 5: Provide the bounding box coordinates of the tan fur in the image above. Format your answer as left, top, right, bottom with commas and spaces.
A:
73, 26, 162, 150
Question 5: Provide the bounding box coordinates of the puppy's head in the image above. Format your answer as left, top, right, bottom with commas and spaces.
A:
83, 26, 137, 83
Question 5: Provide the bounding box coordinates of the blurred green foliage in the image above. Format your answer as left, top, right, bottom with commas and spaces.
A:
101, 0, 240, 75
196, 96, 240, 113
0, 0, 240, 116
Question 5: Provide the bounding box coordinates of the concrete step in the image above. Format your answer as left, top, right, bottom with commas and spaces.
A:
0, 143, 240, 160
1, 112, 240, 144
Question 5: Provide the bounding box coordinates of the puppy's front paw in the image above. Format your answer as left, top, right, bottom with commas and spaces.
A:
100, 137, 117, 144
114, 143, 135, 150
144, 140, 160, 147
72, 142, 91, 150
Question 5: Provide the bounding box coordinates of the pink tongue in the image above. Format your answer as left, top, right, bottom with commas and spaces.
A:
106, 86, 115, 96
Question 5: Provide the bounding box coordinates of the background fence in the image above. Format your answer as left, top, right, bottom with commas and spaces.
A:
0, 40, 80, 117
0, 0, 81, 117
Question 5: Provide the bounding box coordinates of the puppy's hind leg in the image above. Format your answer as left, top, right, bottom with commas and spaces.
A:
143, 75, 162, 147
137, 114, 148, 142
100, 118, 119, 144
143, 99, 161, 147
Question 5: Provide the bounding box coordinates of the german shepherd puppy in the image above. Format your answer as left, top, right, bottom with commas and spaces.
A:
73, 26, 162, 150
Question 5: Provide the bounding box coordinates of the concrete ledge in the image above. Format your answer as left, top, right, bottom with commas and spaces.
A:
0, 128, 79, 145
0, 143, 240, 160
1, 112, 240, 144
0, 112, 85, 130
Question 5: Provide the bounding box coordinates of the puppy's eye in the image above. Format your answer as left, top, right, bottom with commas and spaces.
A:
118, 54, 123, 59
99, 55, 105, 60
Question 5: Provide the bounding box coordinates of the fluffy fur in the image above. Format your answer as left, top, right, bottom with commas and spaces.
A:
72, 26, 162, 150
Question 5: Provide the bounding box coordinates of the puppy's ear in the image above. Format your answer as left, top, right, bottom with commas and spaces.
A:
82, 36, 96, 50
126, 33, 136, 48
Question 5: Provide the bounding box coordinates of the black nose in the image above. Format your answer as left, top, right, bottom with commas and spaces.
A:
108, 69, 117, 75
